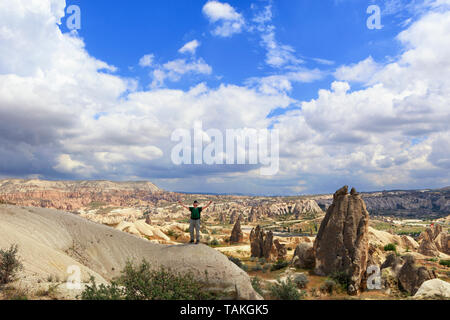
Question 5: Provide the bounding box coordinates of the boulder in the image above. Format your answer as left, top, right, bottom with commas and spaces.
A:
313, 186, 370, 295
291, 243, 315, 269
397, 255, 436, 295
414, 279, 450, 299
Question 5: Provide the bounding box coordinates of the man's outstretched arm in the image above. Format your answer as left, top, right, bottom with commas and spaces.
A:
178, 200, 190, 210
203, 201, 213, 210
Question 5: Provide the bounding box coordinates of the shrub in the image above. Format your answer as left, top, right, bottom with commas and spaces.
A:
262, 264, 271, 273
81, 277, 124, 300
384, 243, 397, 252
252, 264, 263, 272
439, 260, 450, 267
258, 257, 266, 265
320, 279, 337, 295
268, 277, 304, 300
209, 239, 220, 246
329, 270, 351, 290
293, 274, 309, 289
271, 260, 289, 271
0, 244, 23, 285
251, 276, 263, 296
81, 260, 213, 300
228, 256, 243, 268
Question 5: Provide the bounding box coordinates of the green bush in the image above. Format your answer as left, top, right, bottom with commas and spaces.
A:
251, 276, 263, 296
293, 274, 309, 289
228, 256, 243, 268
0, 244, 23, 285
81, 260, 213, 300
268, 277, 304, 300
258, 257, 266, 265
329, 270, 351, 290
209, 239, 220, 246
271, 260, 289, 271
228, 256, 248, 271
384, 243, 397, 252
252, 264, 263, 272
439, 260, 450, 267
320, 279, 337, 295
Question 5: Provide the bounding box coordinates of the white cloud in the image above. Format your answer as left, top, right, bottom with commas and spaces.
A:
251, 5, 303, 68
139, 54, 154, 67
202, 1, 245, 37
334, 56, 381, 83
0, 0, 449, 194
151, 58, 212, 87
179, 40, 200, 54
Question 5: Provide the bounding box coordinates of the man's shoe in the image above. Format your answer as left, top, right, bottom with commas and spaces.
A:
190, 240, 194, 244
195, 240, 200, 244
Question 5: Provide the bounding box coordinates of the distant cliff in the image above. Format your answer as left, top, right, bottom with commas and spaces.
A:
0, 179, 178, 211
316, 188, 450, 219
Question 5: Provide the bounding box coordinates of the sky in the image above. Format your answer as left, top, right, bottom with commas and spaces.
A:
0, 0, 449, 195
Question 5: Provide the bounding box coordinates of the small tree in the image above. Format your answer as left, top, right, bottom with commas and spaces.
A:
0, 244, 23, 284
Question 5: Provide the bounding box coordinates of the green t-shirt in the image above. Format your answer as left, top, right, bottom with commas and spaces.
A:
189, 207, 202, 220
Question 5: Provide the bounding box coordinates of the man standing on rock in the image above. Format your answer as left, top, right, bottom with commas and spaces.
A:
178, 200, 212, 244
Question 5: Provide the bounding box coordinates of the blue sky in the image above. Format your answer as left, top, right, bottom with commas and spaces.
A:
0, 0, 449, 195
62, 0, 404, 101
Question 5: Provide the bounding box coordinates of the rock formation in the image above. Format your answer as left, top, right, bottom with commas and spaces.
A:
273, 239, 287, 261
250, 225, 274, 260
218, 211, 227, 224
313, 186, 370, 295
291, 243, 315, 269
230, 220, 244, 244
0, 179, 178, 212
229, 210, 239, 225
417, 224, 448, 256
397, 255, 436, 295
0, 204, 261, 300
248, 207, 258, 222
418, 229, 440, 257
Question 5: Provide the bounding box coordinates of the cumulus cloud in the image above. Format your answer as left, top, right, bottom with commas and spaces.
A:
139, 54, 155, 67
0, 0, 449, 195
202, 1, 245, 37
334, 56, 381, 84
151, 58, 212, 87
178, 40, 200, 54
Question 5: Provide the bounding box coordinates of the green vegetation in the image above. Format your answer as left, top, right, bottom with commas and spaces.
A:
251, 276, 263, 296
384, 243, 397, 252
293, 274, 309, 289
228, 256, 248, 271
270, 260, 289, 271
268, 277, 305, 300
320, 279, 337, 295
81, 260, 214, 300
0, 244, 23, 285
208, 239, 220, 246
329, 271, 351, 291
439, 260, 450, 267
